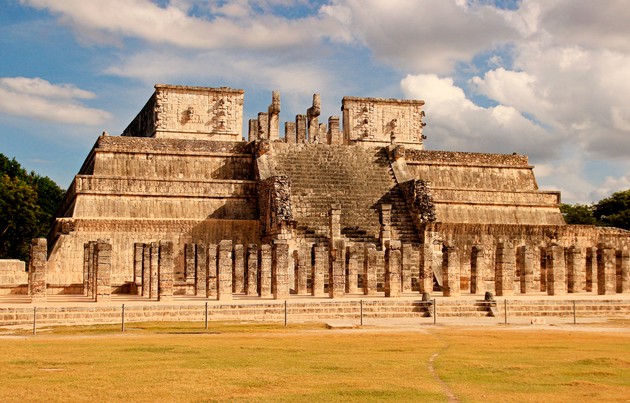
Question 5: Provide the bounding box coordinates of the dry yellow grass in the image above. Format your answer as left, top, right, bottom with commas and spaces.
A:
0, 321, 628, 402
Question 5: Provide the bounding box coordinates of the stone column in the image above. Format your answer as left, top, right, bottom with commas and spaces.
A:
616, 249, 630, 294
158, 241, 174, 301
28, 238, 48, 303
585, 247, 597, 293
566, 246, 584, 293
133, 243, 144, 295
184, 243, 196, 284
307, 94, 320, 143
272, 241, 290, 299
257, 112, 268, 140
246, 244, 258, 296
401, 244, 414, 293
83, 243, 90, 297
470, 245, 485, 295
546, 244, 566, 296
149, 242, 159, 300
442, 245, 460, 297
95, 240, 112, 303
142, 243, 150, 297
419, 243, 433, 294
195, 243, 207, 296
329, 239, 345, 299
313, 245, 327, 297
328, 116, 341, 145
346, 245, 359, 294
296, 114, 307, 143
296, 248, 309, 295
363, 244, 378, 296
495, 242, 515, 296
89, 241, 98, 299
217, 240, 233, 301
259, 244, 272, 298
517, 245, 535, 294
207, 244, 218, 298
379, 204, 392, 249
285, 122, 296, 144
268, 90, 280, 141
385, 241, 402, 297
597, 244, 616, 295
233, 244, 245, 294
248, 119, 259, 141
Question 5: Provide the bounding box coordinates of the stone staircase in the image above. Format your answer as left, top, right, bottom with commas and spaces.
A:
271, 144, 420, 245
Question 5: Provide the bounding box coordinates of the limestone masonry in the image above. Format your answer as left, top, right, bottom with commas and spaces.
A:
2, 84, 629, 302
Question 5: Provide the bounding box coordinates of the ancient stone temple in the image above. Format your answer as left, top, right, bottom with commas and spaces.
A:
3, 84, 630, 300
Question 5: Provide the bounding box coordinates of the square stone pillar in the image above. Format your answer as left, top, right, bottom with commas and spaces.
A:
207, 244, 218, 298
401, 244, 413, 293
217, 240, 233, 301
248, 119, 259, 141
517, 245, 535, 294
246, 244, 258, 296
268, 91, 280, 141
83, 243, 90, 297
585, 247, 598, 293
285, 122, 296, 144
597, 244, 616, 295
363, 244, 378, 296
272, 241, 290, 299
566, 246, 584, 293
385, 241, 402, 297
296, 114, 307, 143
149, 242, 159, 299
257, 112, 268, 140
259, 244, 272, 298
296, 248, 309, 295
95, 240, 112, 303
184, 243, 196, 284
328, 116, 342, 145
379, 204, 392, 249
133, 243, 144, 295
233, 244, 245, 294
329, 239, 345, 299
470, 245, 485, 295
141, 243, 150, 297
28, 238, 48, 303
442, 245, 460, 297
195, 244, 207, 296
419, 244, 434, 294
616, 249, 630, 294
495, 242, 515, 296
545, 245, 566, 296
158, 241, 174, 301
346, 245, 359, 294
313, 245, 327, 297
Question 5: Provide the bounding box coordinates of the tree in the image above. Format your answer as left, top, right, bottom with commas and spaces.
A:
593, 189, 630, 230
560, 203, 598, 225
0, 153, 65, 261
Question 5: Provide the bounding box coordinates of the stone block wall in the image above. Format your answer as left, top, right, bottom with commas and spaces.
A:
0, 260, 27, 295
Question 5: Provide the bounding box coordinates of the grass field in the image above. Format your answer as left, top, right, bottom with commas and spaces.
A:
0, 321, 628, 402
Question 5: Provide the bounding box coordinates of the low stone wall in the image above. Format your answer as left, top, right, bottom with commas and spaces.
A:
1, 298, 628, 327
0, 260, 27, 295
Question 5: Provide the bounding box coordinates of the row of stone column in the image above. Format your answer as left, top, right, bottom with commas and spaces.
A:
464, 242, 630, 296
88, 240, 174, 302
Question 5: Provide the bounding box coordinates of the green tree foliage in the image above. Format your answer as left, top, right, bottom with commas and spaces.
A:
593, 189, 630, 230
0, 153, 65, 261
560, 203, 598, 225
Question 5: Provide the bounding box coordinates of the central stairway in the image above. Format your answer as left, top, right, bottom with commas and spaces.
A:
270, 143, 420, 245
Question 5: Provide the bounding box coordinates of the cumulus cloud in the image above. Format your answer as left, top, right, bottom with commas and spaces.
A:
20, 0, 351, 50
401, 73, 557, 159
0, 77, 111, 125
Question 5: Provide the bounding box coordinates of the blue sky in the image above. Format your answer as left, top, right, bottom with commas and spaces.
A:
1, 0, 629, 204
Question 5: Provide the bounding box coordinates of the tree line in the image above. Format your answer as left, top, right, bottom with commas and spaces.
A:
0, 153, 64, 261
561, 190, 630, 230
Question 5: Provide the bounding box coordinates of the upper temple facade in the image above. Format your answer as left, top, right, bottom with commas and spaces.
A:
6, 84, 629, 302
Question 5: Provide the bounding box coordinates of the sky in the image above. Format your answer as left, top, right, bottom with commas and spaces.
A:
1, 0, 629, 204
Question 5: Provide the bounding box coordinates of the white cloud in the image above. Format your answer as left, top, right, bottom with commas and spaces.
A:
0, 77, 111, 125
21, 0, 351, 50
400, 73, 557, 159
